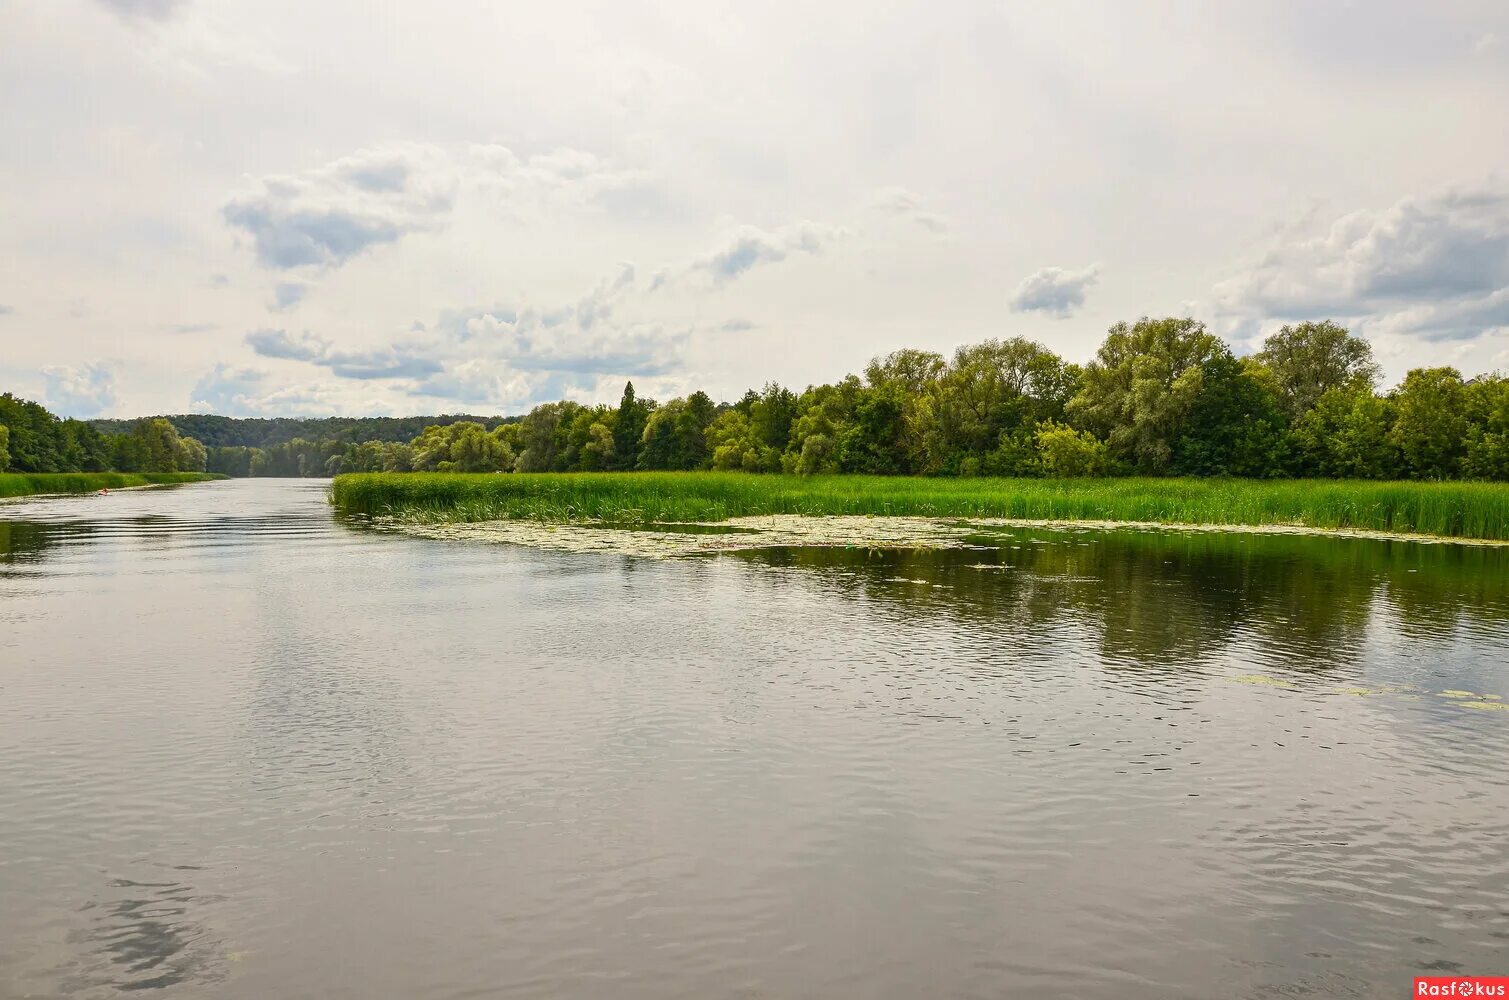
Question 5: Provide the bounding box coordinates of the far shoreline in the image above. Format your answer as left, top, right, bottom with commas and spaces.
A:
0, 472, 226, 502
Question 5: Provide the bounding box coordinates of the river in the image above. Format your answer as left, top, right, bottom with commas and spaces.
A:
2, 478, 1507, 998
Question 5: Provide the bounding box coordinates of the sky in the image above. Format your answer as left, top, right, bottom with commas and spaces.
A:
2, 1, 1508, 419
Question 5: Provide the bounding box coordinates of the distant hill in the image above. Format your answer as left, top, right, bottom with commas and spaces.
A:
89, 413, 520, 449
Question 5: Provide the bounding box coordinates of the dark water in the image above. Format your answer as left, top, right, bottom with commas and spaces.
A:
3, 479, 1508, 999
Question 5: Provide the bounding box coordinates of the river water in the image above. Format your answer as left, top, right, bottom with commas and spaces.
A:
2, 479, 1507, 999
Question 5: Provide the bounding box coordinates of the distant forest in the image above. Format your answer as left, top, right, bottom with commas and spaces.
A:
7, 316, 1509, 482
88, 413, 518, 449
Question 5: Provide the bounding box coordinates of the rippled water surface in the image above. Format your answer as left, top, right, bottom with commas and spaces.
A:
3, 479, 1508, 999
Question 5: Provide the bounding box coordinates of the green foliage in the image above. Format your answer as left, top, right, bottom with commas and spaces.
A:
1068, 317, 1228, 473
1463, 376, 1509, 481
1174, 355, 1289, 477
0, 424, 9, 473
1390, 368, 1469, 479
612, 382, 652, 471
23, 318, 1509, 486
330, 471, 1509, 541
0, 393, 208, 474
0, 472, 224, 499
1035, 422, 1110, 477
1257, 320, 1381, 418
1289, 387, 1398, 478
90, 412, 516, 449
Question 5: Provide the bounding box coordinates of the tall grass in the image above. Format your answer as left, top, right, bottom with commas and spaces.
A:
329, 472, 1509, 540
0, 472, 226, 499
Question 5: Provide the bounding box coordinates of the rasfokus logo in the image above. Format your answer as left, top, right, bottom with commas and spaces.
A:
1416, 978, 1509, 997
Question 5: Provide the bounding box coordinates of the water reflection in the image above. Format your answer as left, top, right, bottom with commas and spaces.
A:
733, 526, 1509, 672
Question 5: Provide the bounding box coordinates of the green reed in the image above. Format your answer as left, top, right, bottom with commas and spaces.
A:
328, 472, 1509, 541
0, 472, 226, 499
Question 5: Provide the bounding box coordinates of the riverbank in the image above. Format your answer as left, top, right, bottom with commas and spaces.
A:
330, 472, 1509, 542
0, 472, 226, 499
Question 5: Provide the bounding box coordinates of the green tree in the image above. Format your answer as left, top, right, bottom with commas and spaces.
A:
1035, 421, 1110, 477
924, 338, 1071, 471
1289, 386, 1398, 479
0, 424, 9, 472
1390, 368, 1469, 479
1462, 375, 1509, 481
612, 382, 653, 471
1174, 356, 1289, 477
638, 392, 716, 470
1256, 320, 1381, 419
1068, 317, 1228, 473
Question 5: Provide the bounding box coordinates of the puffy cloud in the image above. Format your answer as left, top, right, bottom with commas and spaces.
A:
245, 328, 442, 380
222, 143, 457, 270
223, 143, 654, 275
1008, 264, 1101, 317
190, 364, 404, 417
681, 222, 844, 285
42, 363, 119, 417
869, 187, 948, 233
190, 364, 269, 415
1216, 184, 1509, 341
219, 263, 691, 413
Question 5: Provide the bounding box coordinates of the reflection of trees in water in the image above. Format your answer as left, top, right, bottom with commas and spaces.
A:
0, 520, 70, 564
61, 874, 224, 994
734, 528, 1509, 671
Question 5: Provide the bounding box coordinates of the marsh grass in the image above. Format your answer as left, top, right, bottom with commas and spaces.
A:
0, 472, 226, 499
329, 472, 1509, 540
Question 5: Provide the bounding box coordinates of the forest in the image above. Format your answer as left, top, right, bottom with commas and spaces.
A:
0, 394, 209, 475
223, 318, 1509, 482
12, 317, 1509, 482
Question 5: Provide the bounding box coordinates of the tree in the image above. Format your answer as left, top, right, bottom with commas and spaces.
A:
638, 392, 716, 470
1289, 386, 1398, 479
1035, 421, 1110, 477
925, 338, 1071, 470
1390, 368, 1468, 479
1174, 356, 1289, 477
0, 424, 9, 472
1256, 320, 1381, 419
837, 382, 909, 474
514, 402, 579, 472
1463, 376, 1509, 481
612, 382, 653, 471
1068, 317, 1228, 473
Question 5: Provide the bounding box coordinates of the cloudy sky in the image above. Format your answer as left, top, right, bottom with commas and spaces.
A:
3, 1, 1508, 418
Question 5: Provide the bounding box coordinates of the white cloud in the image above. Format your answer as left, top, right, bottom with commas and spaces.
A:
42, 363, 119, 417
869, 187, 948, 233
1215, 183, 1509, 341
1009, 264, 1101, 317
245, 328, 443, 380
190, 364, 269, 414
223, 143, 460, 271
673, 222, 844, 286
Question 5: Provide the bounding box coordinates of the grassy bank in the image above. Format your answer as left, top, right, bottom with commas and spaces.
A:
329, 472, 1509, 541
0, 472, 226, 499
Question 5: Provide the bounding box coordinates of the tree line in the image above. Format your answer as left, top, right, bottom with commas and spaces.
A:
0, 394, 208, 475
89, 412, 516, 449
215, 317, 1509, 481
13, 317, 1509, 481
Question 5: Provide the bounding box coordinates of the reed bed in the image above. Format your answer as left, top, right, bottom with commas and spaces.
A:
0, 472, 225, 499
329, 472, 1509, 541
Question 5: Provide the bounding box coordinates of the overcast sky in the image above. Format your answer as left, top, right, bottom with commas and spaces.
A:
3, 1, 1508, 418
